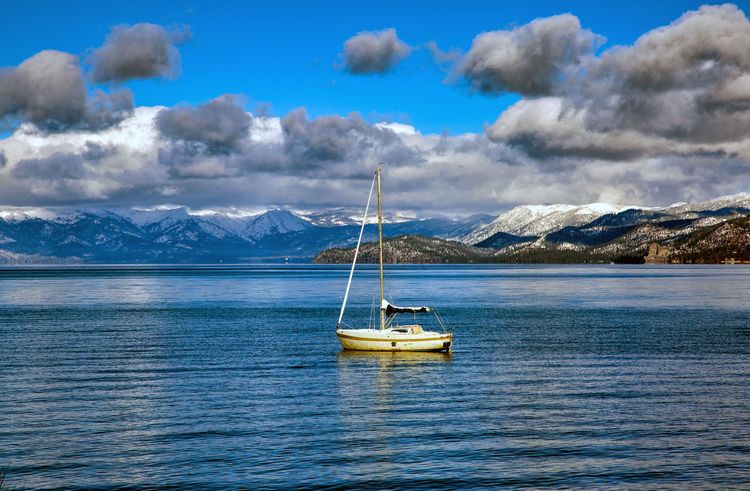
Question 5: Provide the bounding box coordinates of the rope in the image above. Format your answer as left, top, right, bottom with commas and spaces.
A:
337, 173, 376, 328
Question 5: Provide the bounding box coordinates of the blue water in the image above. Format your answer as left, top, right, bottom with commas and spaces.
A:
1, 265, 749, 489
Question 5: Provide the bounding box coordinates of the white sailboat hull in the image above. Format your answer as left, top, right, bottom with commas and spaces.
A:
337, 328, 452, 352
335, 167, 454, 352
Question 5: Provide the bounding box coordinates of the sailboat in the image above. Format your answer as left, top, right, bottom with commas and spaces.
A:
336, 166, 453, 352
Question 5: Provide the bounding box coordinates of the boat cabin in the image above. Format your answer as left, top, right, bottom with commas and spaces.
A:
386, 324, 424, 334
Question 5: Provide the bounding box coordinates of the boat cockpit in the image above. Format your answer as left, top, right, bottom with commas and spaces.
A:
385, 325, 424, 335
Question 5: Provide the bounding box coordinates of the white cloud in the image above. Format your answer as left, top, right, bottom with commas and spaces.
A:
2, 102, 749, 212
375, 122, 419, 136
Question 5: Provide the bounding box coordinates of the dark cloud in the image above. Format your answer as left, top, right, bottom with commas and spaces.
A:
341, 28, 412, 75
580, 4, 750, 143
82, 141, 118, 161
88, 23, 192, 83
487, 98, 657, 161
281, 108, 421, 171
159, 149, 242, 179
503, 131, 646, 161
0, 50, 133, 132
156, 95, 251, 154
485, 5, 750, 164
0, 150, 6, 168
155, 96, 283, 179
595, 5, 750, 93
85, 89, 134, 130
0, 50, 87, 130
602, 155, 750, 207
457, 14, 602, 96
12, 152, 87, 180
157, 106, 424, 180
4, 146, 172, 205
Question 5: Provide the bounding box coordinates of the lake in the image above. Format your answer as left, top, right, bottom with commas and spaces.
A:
1, 265, 749, 489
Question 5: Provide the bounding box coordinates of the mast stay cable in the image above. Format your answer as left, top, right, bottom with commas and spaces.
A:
337, 172, 376, 329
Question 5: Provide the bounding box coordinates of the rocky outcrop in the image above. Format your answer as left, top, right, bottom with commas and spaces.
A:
670, 216, 750, 263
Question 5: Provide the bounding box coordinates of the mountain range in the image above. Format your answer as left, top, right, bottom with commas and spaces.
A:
0, 193, 749, 263
318, 212, 750, 265
466, 192, 750, 262
0, 206, 493, 263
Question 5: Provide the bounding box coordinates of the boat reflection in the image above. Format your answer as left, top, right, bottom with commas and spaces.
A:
336, 350, 452, 402
337, 349, 452, 365
334, 350, 453, 481
337, 349, 452, 394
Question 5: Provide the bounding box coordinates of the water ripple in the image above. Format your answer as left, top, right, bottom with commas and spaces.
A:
1, 265, 749, 489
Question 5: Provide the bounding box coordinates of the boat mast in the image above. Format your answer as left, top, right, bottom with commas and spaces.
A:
377, 165, 385, 331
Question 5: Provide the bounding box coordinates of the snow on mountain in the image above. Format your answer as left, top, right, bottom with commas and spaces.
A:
120, 207, 193, 228
0, 205, 317, 243
664, 192, 750, 214
467, 193, 750, 247
296, 208, 417, 226
465, 202, 640, 244
151, 218, 236, 245
240, 209, 314, 241
115, 206, 268, 239
0, 207, 88, 224
294, 208, 363, 226
190, 209, 261, 236
0, 192, 748, 263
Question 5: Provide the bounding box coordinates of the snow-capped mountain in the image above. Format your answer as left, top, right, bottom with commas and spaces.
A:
0, 192, 748, 263
465, 193, 750, 246
466, 193, 750, 262
296, 208, 418, 226
663, 192, 750, 215
0, 207, 94, 224
465, 202, 641, 244
0, 206, 485, 262
121, 207, 194, 229
240, 209, 313, 241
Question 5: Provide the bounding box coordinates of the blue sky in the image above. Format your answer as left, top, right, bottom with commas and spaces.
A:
0, 0, 724, 134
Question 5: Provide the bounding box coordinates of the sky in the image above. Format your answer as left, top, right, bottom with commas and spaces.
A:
1, 1, 750, 214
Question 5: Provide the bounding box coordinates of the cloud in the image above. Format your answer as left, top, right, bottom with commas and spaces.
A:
0, 50, 133, 132
486, 97, 669, 160
425, 41, 462, 68
280, 107, 421, 173
580, 4, 750, 143
457, 14, 602, 96
484, 5, 750, 166
156, 95, 251, 154
12, 152, 87, 180
82, 141, 118, 161
1, 104, 750, 212
1, 50, 86, 129
3, 7, 750, 213
0, 150, 6, 168
341, 28, 412, 75
596, 4, 750, 93
154, 102, 423, 179
9, 152, 116, 202
88, 23, 192, 83
85, 88, 135, 130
